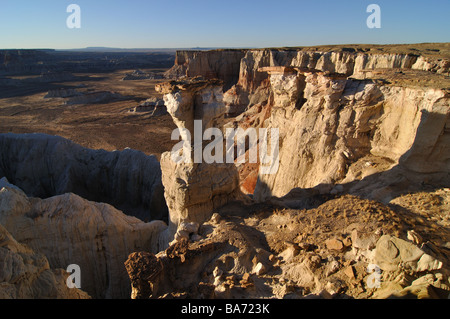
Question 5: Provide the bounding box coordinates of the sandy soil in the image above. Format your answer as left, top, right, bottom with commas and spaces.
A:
0, 68, 177, 159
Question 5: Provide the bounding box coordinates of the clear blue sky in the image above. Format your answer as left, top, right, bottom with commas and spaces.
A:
0, 0, 448, 49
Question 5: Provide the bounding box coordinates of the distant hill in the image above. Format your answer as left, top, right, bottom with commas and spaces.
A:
58, 47, 250, 53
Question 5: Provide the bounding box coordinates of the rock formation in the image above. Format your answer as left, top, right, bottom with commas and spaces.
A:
156, 78, 244, 245
122, 69, 164, 80
130, 97, 167, 116
0, 222, 90, 299
44, 88, 81, 99
2, 44, 449, 300
253, 66, 449, 203
125, 44, 450, 299
64, 91, 124, 105
165, 50, 247, 91
0, 180, 166, 299
0, 133, 168, 222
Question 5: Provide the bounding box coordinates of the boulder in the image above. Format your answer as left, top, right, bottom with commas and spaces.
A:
374, 235, 443, 272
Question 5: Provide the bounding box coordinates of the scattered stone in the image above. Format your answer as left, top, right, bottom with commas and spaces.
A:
407, 230, 423, 245
253, 262, 267, 276
279, 244, 300, 262
343, 265, 355, 280
326, 238, 345, 251
326, 259, 341, 277
239, 273, 254, 288
342, 236, 352, 247
122, 70, 164, 80
209, 213, 221, 224
305, 254, 322, 270
351, 228, 378, 250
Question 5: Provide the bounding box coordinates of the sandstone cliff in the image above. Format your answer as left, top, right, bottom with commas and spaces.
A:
171, 45, 449, 200
0, 180, 166, 299
0, 222, 90, 299
156, 78, 245, 245
2, 44, 449, 300
123, 45, 449, 300
165, 50, 247, 91
254, 67, 449, 203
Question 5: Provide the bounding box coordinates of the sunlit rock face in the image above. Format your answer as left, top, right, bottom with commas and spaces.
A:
157, 79, 244, 245
0, 182, 166, 299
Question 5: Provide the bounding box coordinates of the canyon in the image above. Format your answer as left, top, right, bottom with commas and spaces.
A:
0, 43, 449, 299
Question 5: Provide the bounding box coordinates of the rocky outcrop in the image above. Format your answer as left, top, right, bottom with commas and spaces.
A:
36, 71, 77, 83
130, 97, 167, 116
123, 45, 450, 299
0, 182, 166, 299
254, 67, 449, 203
125, 193, 450, 299
44, 88, 81, 99
0, 133, 168, 222
163, 46, 449, 202
0, 222, 90, 299
156, 78, 244, 245
165, 50, 247, 91
122, 69, 164, 81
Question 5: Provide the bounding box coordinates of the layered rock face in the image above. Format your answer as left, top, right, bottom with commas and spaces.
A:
156, 79, 244, 244
163, 45, 450, 202
0, 133, 168, 222
0, 181, 166, 298
166, 50, 247, 91
173, 47, 448, 201
254, 68, 449, 202
123, 45, 450, 299
0, 222, 90, 299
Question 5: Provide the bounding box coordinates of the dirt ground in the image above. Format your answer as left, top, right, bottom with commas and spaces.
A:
0, 69, 178, 159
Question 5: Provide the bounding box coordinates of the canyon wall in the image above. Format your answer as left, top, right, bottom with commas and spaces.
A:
0, 133, 168, 222
0, 180, 165, 298
254, 68, 449, 203
166, 50, 247, 91
166, 46, 449, 202
156, 79, 244, 245
0, 221, 90, 299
